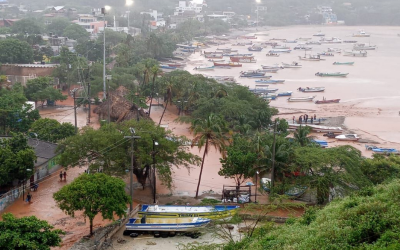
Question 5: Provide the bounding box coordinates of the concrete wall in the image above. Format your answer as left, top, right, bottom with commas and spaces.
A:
1, 64, 56, 77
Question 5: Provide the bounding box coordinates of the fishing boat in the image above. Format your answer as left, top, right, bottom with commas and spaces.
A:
312, 139, 328, 148
318, 52, 335, 57
315, 99, 340, 104
299, 87, 325, 92
272, 45, 291, 49
315, 72, 349, 77
230, 56, 256, 63
138, 204, 240, 219
214, 62, 242, 67
261, 65, 281, 69
289, 124, 343, 133
320, 37, 342, 44
269, 49, 291, 53
270, 38, 287, 41
254, 87, 278, 92
285, 40, 298, 43
232, 43, 246, 46
259, 69, 280, 73
306, 41, 322, 45
266, 53, 280, 57
327, 48, 342, 53
167, 63, 185, 68
160, 65, 177, 69
277, 91, 293, 96
240, 71, 265, 77
353, 43, 376, 50
204, 54, 223, 59
298, 37, 312, 41
372, 148, 399, 155
248, 75, 272, 79
203, 51, 223, 55
294, 45, 312, 50
333, 62, 354, 65
125, 217, 211, 232
343, 50, 367, 57
298, 55, 325, 61
255, 79, 285, 84
335, 134, 360, 141
194, 66, 214, 71
208, 59, 225, 62
313, 31, 325, 37
248, 46, 263, 51
353, 30, 370, 37
239, 35, 258, 39
282, 62, 302, 68
287, 96, 316, 102
344, 40, 358, 43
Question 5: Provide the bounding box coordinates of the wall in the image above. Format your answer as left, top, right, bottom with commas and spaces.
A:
1, 65, 56, 77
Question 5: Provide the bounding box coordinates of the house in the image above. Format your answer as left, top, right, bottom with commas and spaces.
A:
0, 64, 58, 85
207, 14, 228, 22
72, 14, 107, 34
0, 18, 19, 27
175, 0, 204, 14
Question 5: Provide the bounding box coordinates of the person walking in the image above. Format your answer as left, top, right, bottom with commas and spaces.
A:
305, 114, 309, 123
292, 116, 295, 124
59, 171, 63, 181
311, 117, 314, 124
26, 193, 32, 203
314, 114, 317, 120
299, 116, 303, 124
63, 171, 67, 181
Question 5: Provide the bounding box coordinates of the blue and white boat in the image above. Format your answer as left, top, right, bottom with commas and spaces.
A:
253, 87, 278, 93
312, 139, 328, 148
269, 49, 291, 53
372, 148, 399, 154
125, 217, 211, 232
248, 75, 272, 79
277, 91, 293, 96
255, 79, 285, 84
161, 65, 177, 69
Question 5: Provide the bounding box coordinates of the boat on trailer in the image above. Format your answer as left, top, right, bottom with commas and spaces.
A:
138, 204, 240, 219
125, 217, 211, 232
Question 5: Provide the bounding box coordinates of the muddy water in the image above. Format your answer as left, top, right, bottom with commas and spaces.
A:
185, 26, 400, 147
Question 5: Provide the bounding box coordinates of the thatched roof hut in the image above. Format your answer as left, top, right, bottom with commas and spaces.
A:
93, 86, 150, 123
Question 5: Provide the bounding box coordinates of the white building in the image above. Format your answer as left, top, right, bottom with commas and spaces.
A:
174, 1, 203, 15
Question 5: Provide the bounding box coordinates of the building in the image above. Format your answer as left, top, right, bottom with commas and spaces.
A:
317, 6, 338, 24
207, 14, 228, 22
174, 1, 204, 15
0, 19, 19, 27
72, 14, 107, 34
0, 64, 58, 85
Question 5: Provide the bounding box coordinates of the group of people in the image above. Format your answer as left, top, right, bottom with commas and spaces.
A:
59, 171, 67, 181
293, 114, 318, 124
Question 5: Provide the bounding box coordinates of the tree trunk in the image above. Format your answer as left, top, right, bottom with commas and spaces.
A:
89, 217, 94, 235
148, 76, 156, 116
195, 140, 208, 198
158, 100, 168, 125
133, 165, 150, 189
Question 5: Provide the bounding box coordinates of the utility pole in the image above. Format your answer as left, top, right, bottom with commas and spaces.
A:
152, 140, 158, 204
124, 128, 141, 212
270, 120, 278, 194
72, 88, 78, 133
87, 69, 91, 125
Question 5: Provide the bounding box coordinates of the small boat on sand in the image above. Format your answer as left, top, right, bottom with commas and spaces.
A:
318, 52, 335, 57
240, 71, 265, 77
298, 55, 325, 61
333, 62, 354, 65
208, 59, 225, 62
194, 66, 214, 71
214, 62, 242, 67
266, 53, 280, 57
161, 65, 177, 69
315, 72, 349, 77
313, 31, 325, 37
255, 79, 285, 84
352, 30, 370, 37
343, 50, 367, 57
248, 46, 263, 51
299, 87, 325, 92
277, 91, 293, 96
204, 54, 223, 59
335, 134, 360, 141
372, 148, 399, 154
125, 217, 211, 232
287, 96, 316, 102
269, 49, 291, 53
315, 99, 340, 104
282, 62, 302, 68
289, 124, 343, 133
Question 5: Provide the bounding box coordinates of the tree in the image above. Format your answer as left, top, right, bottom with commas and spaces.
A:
0, 213, 64, 250
25, 77, 67, 107
11, 18, 42, 34
63, 24, 90, 41
30, 118, 75, 143
191, 114, 228, 198
46, 17, 71, 36
0, 39, 34, 64
219, 136, 257, 189
293, 125, 312, 147
53, 173, 129, 235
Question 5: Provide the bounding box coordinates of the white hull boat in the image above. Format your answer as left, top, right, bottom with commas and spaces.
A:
335, 134, 360, 141
287, 96, 316, 102
125, 217, 211, 232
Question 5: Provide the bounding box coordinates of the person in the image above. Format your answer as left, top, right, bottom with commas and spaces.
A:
299, 116, 302, 124
314, 114, 317, 120
63, 171, 67, 181
292, 116, 295, 123
26, 193, 32, 203
311, 117, 314, 124
59, 171, 63, 181
33, 183, 38, 191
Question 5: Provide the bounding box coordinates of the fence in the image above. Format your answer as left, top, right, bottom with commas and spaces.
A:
0, 186, 24, 212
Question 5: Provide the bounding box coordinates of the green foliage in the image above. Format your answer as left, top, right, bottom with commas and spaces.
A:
46, 17, 71, 36
0, 213, 64, 250
53, 173, 129, 235
11, 18, 42, 34
0, 39, 34, 64
24, 77, 67, 106
63, 24, 90, 41
30, 118, 76, 143
360, 154, 400, 184
199, 198, 221, 205
0, 133, 36, 186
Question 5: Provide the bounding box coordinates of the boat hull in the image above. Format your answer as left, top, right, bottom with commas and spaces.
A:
315, 99, 340, 104
138, 205, 240, 219
126, 218, 210, 232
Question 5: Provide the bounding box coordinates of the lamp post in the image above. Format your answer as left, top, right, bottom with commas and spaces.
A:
124, 128, 141, 212
106, 75, 112, 123
126, 0, 133, 29
22, 169, 32, 201
255, 171, 259, 203
101, 6, 111, 100
152, 140, 159, 204
270, 120, 278, 195
255, 0, 261, 30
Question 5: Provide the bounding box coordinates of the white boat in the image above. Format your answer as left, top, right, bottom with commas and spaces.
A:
289, 124, 343, 133
287, 96, 316, 102
298, 55, 325, 61
335, 134, 360, 141
294, 45, 312, 50
320, 37, 342, 44
194, 66, 214, 71
353, 43, 376, 50
125, 217, 211, 232
269, 49, 291, 53
272, 45, 291, 49
282, 62, 302, 68
343, 50, 367, 57
298, 87, 325, 92
306, 41, 322, 45
353, 30, 370, 37
313, 31, 325, 37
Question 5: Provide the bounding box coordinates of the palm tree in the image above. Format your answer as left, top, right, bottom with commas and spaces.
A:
148, 65, 160, 117
293, 125, 312, 147
158, 80, 174, 125
191, 114, 227, 198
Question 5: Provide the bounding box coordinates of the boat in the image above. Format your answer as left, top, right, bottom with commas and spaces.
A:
298, 37, 312, 41
318, 52, 335, 57
313, 31, 325, 37
176, 44, 197, 49
312, 139, 328, 148
320, 37, 342, 44
261, 65, 282, 69
213, 62, 242, 67
270, 38, 287, 41
248, 75, 272, 79
262, 178, 307, 197
353, 30, 370, 37
208, 59, 225, 62
294, 45, 312, 50
194, 66, 214, 71
167, 63, 185, 68
344, 40, 358, 43
259, 69, 280, 73
230, 56, 256, 63
272, 45, 291, 49
315, 72, 349, 77
298, 55, 325, 61
333, 62, 354, 65
315, 99, 340, 104
204, 54, 223, 59
239, 35, 258, 39
203, 51, 223, 55
335, 134, 360, 141
138, 204, 240, 219
254, 87, 278, 92
232, 43, 246, 46
306, 41, 322, 45
240, 71, 265, 77
248, 46, 263, 52
285, 40, 298, 43
289, 124, 343, 133
266, 53, 280, 57
269, 49, 291, 53
282, 62, 302, 68
343, 50, 367, 57
277, 91, 293, 96
255, 79, 285, 84
353, 43, 376, 50
125, 217, 211, 232
160, 65, 177, 69
299, 87, 325, 92
287, 96, 316, 102
372, 148, 399, 155
327, 48, 342, 53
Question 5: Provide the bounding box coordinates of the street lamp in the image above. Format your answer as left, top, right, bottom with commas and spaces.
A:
152, 140, 159, 204
22, 169, 32, 201
124, 128, 141, 212
255, 0, 261, 30
126, 0, 133, 29
101, 6, 111, 100
255, 171, 259, 203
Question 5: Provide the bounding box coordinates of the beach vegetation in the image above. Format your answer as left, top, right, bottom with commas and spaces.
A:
29, 118, 76, 143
